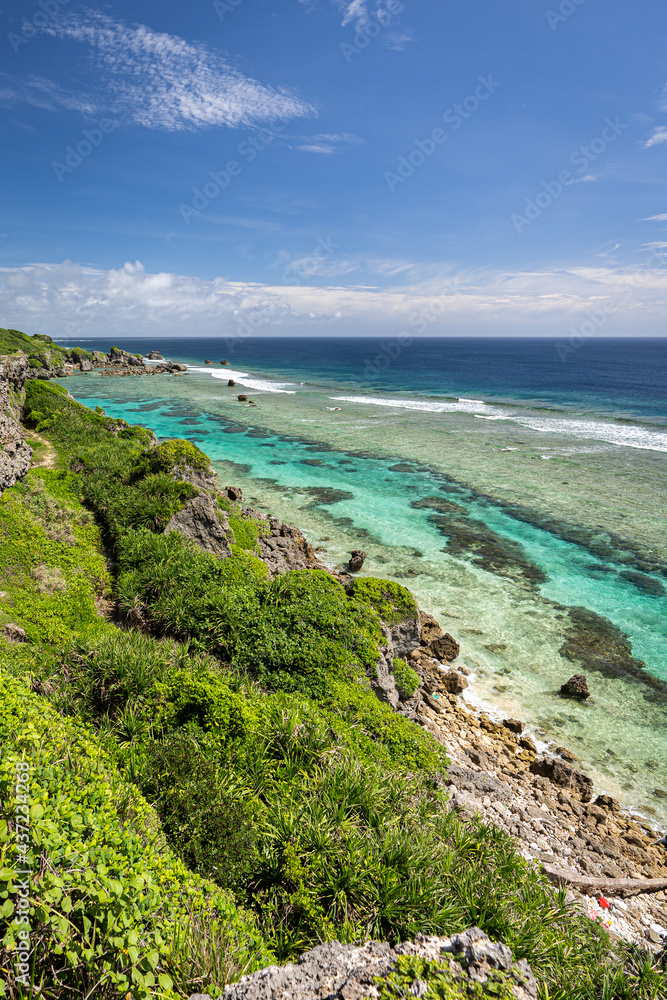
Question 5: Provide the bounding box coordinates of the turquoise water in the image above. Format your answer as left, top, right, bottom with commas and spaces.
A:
61, 349, 667, 825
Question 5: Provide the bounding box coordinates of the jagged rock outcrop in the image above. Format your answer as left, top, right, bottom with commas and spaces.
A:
0, 352, 32, 495
258, 517, 323, 577
146, 350, 163, 360
164, 497, 232, 559
529, 756, 594, 802
192, 927, 537, 1000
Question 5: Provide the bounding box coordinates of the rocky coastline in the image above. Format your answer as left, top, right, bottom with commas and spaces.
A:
1, 336, 666, 978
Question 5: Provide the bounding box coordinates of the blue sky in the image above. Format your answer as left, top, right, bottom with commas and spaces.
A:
1, 0, 667, 338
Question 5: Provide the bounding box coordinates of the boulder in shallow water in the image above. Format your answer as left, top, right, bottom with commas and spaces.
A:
560, 673, 590, 699
237, 394, 248, 401
348, 549, 366, 572
228, 379, 236, 386
146, 350, 163, 360
441, 668, 469, 694
227, 486, 243, 501
503, 718, 524, 734
220, 359, 230, 365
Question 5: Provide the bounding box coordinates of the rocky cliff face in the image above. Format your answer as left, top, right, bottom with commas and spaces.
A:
0, 352, 31, 495
190, 927, 537, 1000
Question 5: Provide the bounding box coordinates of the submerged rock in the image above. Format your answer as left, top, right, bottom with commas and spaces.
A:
205, 927, 537, 1000
560, 673, 590, 699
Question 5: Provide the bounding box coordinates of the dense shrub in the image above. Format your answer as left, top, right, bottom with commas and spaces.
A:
349, 577, 418, 624
391, 657, 420, 698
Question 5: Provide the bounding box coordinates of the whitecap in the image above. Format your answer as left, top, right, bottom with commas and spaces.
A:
188, 366, 297, 394
329, 395, 495, 414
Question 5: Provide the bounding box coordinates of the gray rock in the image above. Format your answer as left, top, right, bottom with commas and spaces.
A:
0, 352, 32, 495
202, 928, 536, 1000
146, 350, 164, 360
257, 521, 322, 577
347, 550, 366, 572
228, 486, 243, 501
530, 757, 594, 802
2, 624, 27, 643
79, 359, 94, 371
164, 497, 232, 559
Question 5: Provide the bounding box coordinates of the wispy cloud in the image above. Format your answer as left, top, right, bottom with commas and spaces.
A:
294, 132, 362, 154
20, 11, 315, 131
642, 214, 667, 221
4, 258, 667, 340
643, 127, 667, 149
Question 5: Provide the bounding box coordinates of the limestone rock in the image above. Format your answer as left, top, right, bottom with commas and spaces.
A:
504, 719, 524, 734
220, 360, 230, 365
146, 350, 164, 360
419, 611, 444, 644
164, 497, 232, 559
228, 379, 236, 386
228, 486, 243, 501
441, 668, 469, 694
0, 352, 32, 495
347, 550, 366, 572
560, 674, 590, 699
530, 756, 594, 802
258, 520, 322, 577
198, 927, 536, 1000
238, 394, 248, 401
2, 624, 27, 643
79, 359, 94, 371
427, 633, 460, 662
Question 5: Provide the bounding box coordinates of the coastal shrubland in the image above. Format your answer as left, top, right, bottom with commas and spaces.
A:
1, 376, 665, 998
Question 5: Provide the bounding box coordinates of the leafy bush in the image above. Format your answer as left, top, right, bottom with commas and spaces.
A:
142, 439, 211, 476
391, 657, 420, 699
349, 578, 418, 624
0, 670, 269, 1000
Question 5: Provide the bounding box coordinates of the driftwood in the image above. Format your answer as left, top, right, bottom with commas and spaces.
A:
542, 862, 667, 897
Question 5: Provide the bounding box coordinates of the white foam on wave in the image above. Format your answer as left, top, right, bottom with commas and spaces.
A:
188, 366, 296, 394
332, 393, 667, 453
329, 395, 494, 414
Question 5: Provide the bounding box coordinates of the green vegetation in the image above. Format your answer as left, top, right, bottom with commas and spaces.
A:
0, 328, 93, 371
392, 657, 420, 699
0, 375, 665, 999
349, 576, 418, 624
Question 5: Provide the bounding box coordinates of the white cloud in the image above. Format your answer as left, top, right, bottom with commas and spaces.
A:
642, 214, 667, 221
643, 127, 667, 149
3, 258, 667, 340
27, 11, 315, 130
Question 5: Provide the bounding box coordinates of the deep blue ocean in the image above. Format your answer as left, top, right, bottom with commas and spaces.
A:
62, 336, 667, 423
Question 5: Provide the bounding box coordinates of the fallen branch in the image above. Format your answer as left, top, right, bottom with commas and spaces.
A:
541, 862, 667, 897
